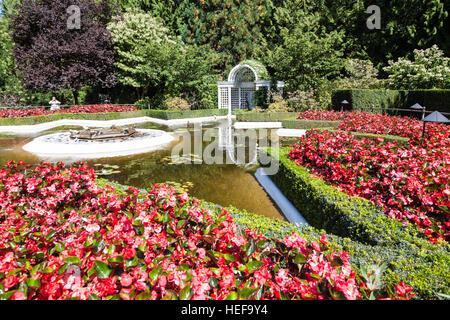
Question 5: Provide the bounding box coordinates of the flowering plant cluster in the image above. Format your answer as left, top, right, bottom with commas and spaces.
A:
297, 110, 449, 142
288, 129, 449, 243
297, 110, 349, 121
0, 161, 411, 300
0, 104, 137, 118
336, 112, 426, 140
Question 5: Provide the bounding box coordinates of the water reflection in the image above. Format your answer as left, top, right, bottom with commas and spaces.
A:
0, 121, 294, 221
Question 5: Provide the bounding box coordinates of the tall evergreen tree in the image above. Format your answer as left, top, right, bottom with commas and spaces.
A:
179, 0, 273, 70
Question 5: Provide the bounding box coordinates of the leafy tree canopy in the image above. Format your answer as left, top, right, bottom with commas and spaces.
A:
8, 0, 118, 104
267, 10, 345, 92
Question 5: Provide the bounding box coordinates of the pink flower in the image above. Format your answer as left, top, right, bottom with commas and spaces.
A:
254, 267, 272, 285
86, 223, 100, 234
197, 248, 206, 260
3, 275, 18, 290
11, 291, 27, 300
219, 268, 235, 290
120, 273, 133, 287
123, 247, 136, 260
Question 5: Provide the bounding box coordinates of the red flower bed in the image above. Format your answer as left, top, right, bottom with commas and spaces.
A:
0, 104, 137, 119
288, 129, 450, 243
0, 161, 411, 300
337, 112, 424, 139
297, 110, 449, 141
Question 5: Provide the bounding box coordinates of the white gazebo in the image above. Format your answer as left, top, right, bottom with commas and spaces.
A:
217, 60, 284, 115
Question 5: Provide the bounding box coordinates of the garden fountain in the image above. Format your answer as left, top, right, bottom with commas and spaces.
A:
22, 125, 176, 159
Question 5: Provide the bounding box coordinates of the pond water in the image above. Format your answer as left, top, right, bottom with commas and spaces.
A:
0, 122, 294, 221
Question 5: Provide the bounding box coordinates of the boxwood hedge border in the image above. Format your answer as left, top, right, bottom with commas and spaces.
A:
0, 109, 227, 126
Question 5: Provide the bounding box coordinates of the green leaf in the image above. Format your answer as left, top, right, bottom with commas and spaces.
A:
238, 287, 258, 298
94, 261, 112, 279
246, 239, 256, 256
64, 256, 81, 264
93, 240, 106, 254
180, 284, 193, 300
257, 240, 270, 249
88, 293, 101, 300
279, 291, 290, 300
87, 267, 96, 277
54, 243, 65, 253
149, 267, 162, 282
45, 230, 56, 241
209, 277, 219, 288
6, 268, 22, 277
294, 253, 307, 264
436, 292, 450, 300
41, 267, 53, 274
246, 260, 264, 273
125, 256, 139, 268
162, 290, 178, 300
178, 264, 190, 272
136, 292, 152, 300
0, 290, 16, 300
25, 278, 41, 288
223, 254, 236, 262
225, 292, 238, 300
108, 255, 124, 264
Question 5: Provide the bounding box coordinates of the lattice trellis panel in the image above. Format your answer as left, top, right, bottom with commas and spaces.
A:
231, 88, 240, 109
219, 88, 229, 109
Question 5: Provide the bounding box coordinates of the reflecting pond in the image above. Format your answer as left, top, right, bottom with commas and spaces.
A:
0, 122, 297, 221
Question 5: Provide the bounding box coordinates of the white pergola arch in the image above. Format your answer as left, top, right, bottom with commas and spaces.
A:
228, 64, 259, 82
217, 61, 284, 115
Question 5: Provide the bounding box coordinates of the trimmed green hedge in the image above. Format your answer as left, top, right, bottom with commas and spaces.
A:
342, 131, 409, 145
332, 89, 450, 115
0, 109, 227, 126
147, 108, 227, 120
236, 112, 299, 122
281, 119, 341, 129
259, 147, 449, 298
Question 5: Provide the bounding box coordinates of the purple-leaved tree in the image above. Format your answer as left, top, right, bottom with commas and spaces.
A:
8, 0, 117, 105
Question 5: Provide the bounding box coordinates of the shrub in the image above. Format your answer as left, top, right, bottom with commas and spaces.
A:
146, 109, 227, 120
236, 112, 298, 122
281, 119, 341, 130
331, 89, 450, 114
286, 90, 322, 112
383, 45, 450, 90
163, 96, 191, 111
